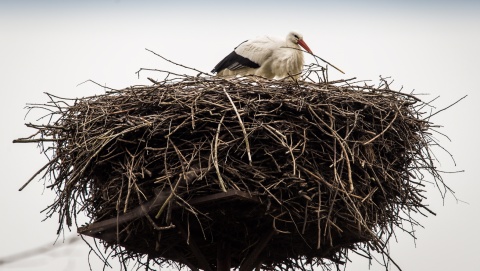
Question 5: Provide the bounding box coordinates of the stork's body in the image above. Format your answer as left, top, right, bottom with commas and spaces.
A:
211, 32, 312, 80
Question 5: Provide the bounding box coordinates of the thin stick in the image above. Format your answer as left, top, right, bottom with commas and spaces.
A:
145, 48, 210, 76
284, 46, 345, 74
222, 87, 252, 165
363, 111, 398, 145
155, 176, 182, 219
214, 114, 227, 192
428, 95, 467, 119
18, 158, 57, 191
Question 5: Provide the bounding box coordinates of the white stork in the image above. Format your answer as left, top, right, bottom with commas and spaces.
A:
211, 31, 313, 80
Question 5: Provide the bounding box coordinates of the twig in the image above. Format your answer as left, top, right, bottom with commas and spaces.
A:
145, 48, 210, 76
427, 95, 467, 119
214, 114, 227, 192
18, 158, 58, 191
363, 111, 399, 145
222, 87, 252, 165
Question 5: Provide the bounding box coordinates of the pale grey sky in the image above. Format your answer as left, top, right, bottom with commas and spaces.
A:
1, 1, 479, 270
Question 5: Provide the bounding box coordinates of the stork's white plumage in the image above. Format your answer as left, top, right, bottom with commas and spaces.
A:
211, 31, 313, 80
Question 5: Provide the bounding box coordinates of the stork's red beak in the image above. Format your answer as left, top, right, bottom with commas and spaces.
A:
298, 39, 313, 54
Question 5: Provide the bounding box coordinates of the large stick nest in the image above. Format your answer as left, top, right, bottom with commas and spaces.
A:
16, 67, 447, 270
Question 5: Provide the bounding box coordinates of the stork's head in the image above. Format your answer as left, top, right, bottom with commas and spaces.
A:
288, 31, 313, 54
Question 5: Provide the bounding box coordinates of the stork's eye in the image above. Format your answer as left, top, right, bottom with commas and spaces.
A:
293, 34, 299, 39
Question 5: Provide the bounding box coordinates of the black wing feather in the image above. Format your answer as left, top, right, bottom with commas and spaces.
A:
211, 40, 261, 73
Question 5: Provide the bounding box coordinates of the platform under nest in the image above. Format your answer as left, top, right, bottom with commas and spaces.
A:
15, 68, 447, 271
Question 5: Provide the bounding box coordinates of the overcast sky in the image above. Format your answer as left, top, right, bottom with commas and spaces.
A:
1, 1, 479, 271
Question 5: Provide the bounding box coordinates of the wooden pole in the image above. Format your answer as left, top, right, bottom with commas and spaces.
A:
174, 218, 213, 271
217, 239, 231, 271
239, 229, 275, 271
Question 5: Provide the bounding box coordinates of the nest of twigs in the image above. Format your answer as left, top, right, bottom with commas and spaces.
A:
15, 64, 448, 271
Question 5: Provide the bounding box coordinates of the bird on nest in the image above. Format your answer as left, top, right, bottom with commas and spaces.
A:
211, 31, 313, 80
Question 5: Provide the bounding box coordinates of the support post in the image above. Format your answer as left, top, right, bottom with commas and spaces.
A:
174, 218, 213, 271
217, 239, 231, 271
239, 229, 276, 271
